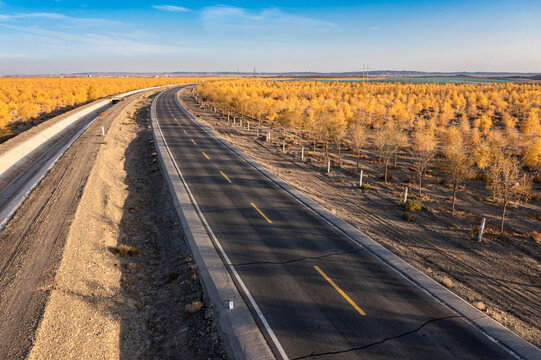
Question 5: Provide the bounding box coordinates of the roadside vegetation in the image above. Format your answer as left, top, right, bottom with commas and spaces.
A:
196, 79, 541, 233
180, 84, 541, 347
0, 77, 201, 139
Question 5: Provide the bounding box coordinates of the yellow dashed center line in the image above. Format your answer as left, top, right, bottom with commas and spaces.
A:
183, 130, 188, 135
202, 152, 210, 160
191, 139, 197, 145
250, 203, 272, 224
220, 171, 232, 183
314, 266, 366, 316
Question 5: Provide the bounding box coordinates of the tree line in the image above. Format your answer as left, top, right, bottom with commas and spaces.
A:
0, 77, 199, 136
196, 79, 541, 233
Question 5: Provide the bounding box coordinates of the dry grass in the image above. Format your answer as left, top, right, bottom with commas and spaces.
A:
184, 301, 204, 314
442, 277, 453, 288
109, 244, 140, 257
475, 301, 486, 311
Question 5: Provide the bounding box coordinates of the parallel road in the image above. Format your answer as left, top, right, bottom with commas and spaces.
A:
0, 93, 144, 359
154, 87, 516, 359
0, 106, 106, 227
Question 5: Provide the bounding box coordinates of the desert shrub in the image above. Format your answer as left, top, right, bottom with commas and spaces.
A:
403, 211, 415, 221
109, 244, 139, 256
360, 184, 372, 190
442, 277, 453, 288
474, 301, 486, 311
185, 300, 204, 314
404, 200, 422, 212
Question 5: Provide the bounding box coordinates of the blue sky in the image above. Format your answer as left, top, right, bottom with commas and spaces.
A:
0, 0, 540, 74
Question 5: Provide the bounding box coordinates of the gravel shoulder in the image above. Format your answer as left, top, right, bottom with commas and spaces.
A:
179, 87, 541, 348
27, 92, 227, 359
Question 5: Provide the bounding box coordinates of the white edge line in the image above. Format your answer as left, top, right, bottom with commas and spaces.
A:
154, 91, 288, 360
173, 90, 536, 360
0, 117, 98, 231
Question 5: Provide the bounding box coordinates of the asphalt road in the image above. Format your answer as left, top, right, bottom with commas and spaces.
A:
0, 94, 142, 359
155, 87, 516, 360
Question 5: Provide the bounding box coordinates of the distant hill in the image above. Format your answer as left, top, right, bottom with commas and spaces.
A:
69, 70, 541, 78
5, 70, 540, 78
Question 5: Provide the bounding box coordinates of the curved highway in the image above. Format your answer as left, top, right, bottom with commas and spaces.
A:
154, 87, 521, 360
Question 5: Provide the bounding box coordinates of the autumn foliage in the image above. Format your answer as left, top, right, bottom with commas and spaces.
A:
196, 78, 540, 230
0, 77, 198, 135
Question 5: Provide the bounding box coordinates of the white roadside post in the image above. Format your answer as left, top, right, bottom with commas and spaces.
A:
101, 126, 105, 136
327, 158, 331, 173
402, 186, 409, 205
282, 140, 286, 152
247, 123, 250, 131
359, 170, 363, 187
478, 217, 486, 243
301, 146, 304, 160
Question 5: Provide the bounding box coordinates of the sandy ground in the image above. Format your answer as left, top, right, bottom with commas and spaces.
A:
179, 87, 541, 348
28, 93, 228, 359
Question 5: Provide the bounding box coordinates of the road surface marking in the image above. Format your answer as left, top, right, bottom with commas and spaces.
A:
202, 152, 210, 160
183, 129, 187, 135
220, 171, 232, 183
251, 203, 272, 224
314, 266, 366, 316
155, 90, 288, 359
191, 139, 197, 145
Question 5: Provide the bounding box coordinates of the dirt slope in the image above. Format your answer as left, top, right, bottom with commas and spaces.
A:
0, 94, 132, 359
27, 93, 227, 359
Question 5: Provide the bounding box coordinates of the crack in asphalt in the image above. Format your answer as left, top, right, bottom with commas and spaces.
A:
290, 315, 462, 359
230, 249, 365, 267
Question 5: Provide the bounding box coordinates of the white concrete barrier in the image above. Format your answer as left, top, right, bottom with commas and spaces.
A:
0, 86, 162, 178
0, 85, 167, 229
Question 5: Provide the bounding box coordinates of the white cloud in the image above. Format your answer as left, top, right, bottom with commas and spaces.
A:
152, 5, 190, 12
0, 12, 67, 21
202, 5, 335, 32
0, 22, 190, 57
